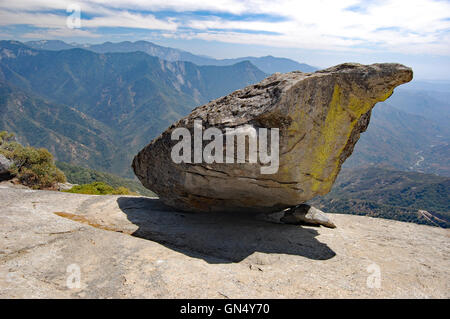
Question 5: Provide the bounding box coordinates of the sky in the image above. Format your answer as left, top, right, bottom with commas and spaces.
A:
0, 0, 449, 80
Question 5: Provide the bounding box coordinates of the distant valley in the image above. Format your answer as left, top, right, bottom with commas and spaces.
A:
344, 100, 450, 177
309, 166, 450, 228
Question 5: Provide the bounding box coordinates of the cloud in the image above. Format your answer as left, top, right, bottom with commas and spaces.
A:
82, 11, 177, 31
21, 28, 101, 39
0, 1, 179, 32
0, 11, 67, 28
0, 0, 449, 55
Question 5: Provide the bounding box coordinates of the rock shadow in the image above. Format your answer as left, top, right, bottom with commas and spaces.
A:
117, 197, 336, 264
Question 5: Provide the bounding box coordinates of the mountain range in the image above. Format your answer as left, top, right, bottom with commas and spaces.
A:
25, 40, 317, 74
0, 40, 266, 175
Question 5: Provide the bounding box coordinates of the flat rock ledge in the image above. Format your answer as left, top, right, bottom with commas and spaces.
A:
0, 188, 448, 298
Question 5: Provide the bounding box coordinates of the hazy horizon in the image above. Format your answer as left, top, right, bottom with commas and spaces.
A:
1, 0, 449, 81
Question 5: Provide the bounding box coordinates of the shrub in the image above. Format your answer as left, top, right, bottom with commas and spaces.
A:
56, 161, 156, 197
0, 131, 15, 145
0, 131, 66, 189
63, 181, 136, 195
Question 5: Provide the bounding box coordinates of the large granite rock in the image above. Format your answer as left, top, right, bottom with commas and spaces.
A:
133, 63, 412, 213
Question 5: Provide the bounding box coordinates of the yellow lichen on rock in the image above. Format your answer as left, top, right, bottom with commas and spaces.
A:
309, 84, 352, 192
308, 84, 395, 194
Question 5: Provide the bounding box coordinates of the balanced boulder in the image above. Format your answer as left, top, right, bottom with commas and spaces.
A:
133, 63, 412, 213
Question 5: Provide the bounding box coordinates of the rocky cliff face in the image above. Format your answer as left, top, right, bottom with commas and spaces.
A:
133, 63, 413, 213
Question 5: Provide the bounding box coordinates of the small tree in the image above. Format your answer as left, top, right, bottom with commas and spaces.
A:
0, 131, 15, 146
0, 131, 67, 189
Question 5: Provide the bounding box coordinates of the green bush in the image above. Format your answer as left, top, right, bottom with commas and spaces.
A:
63, 181, 136, 195
0, 131, 15, 145
56, 161, 156, 197
0, 131, 66, 189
